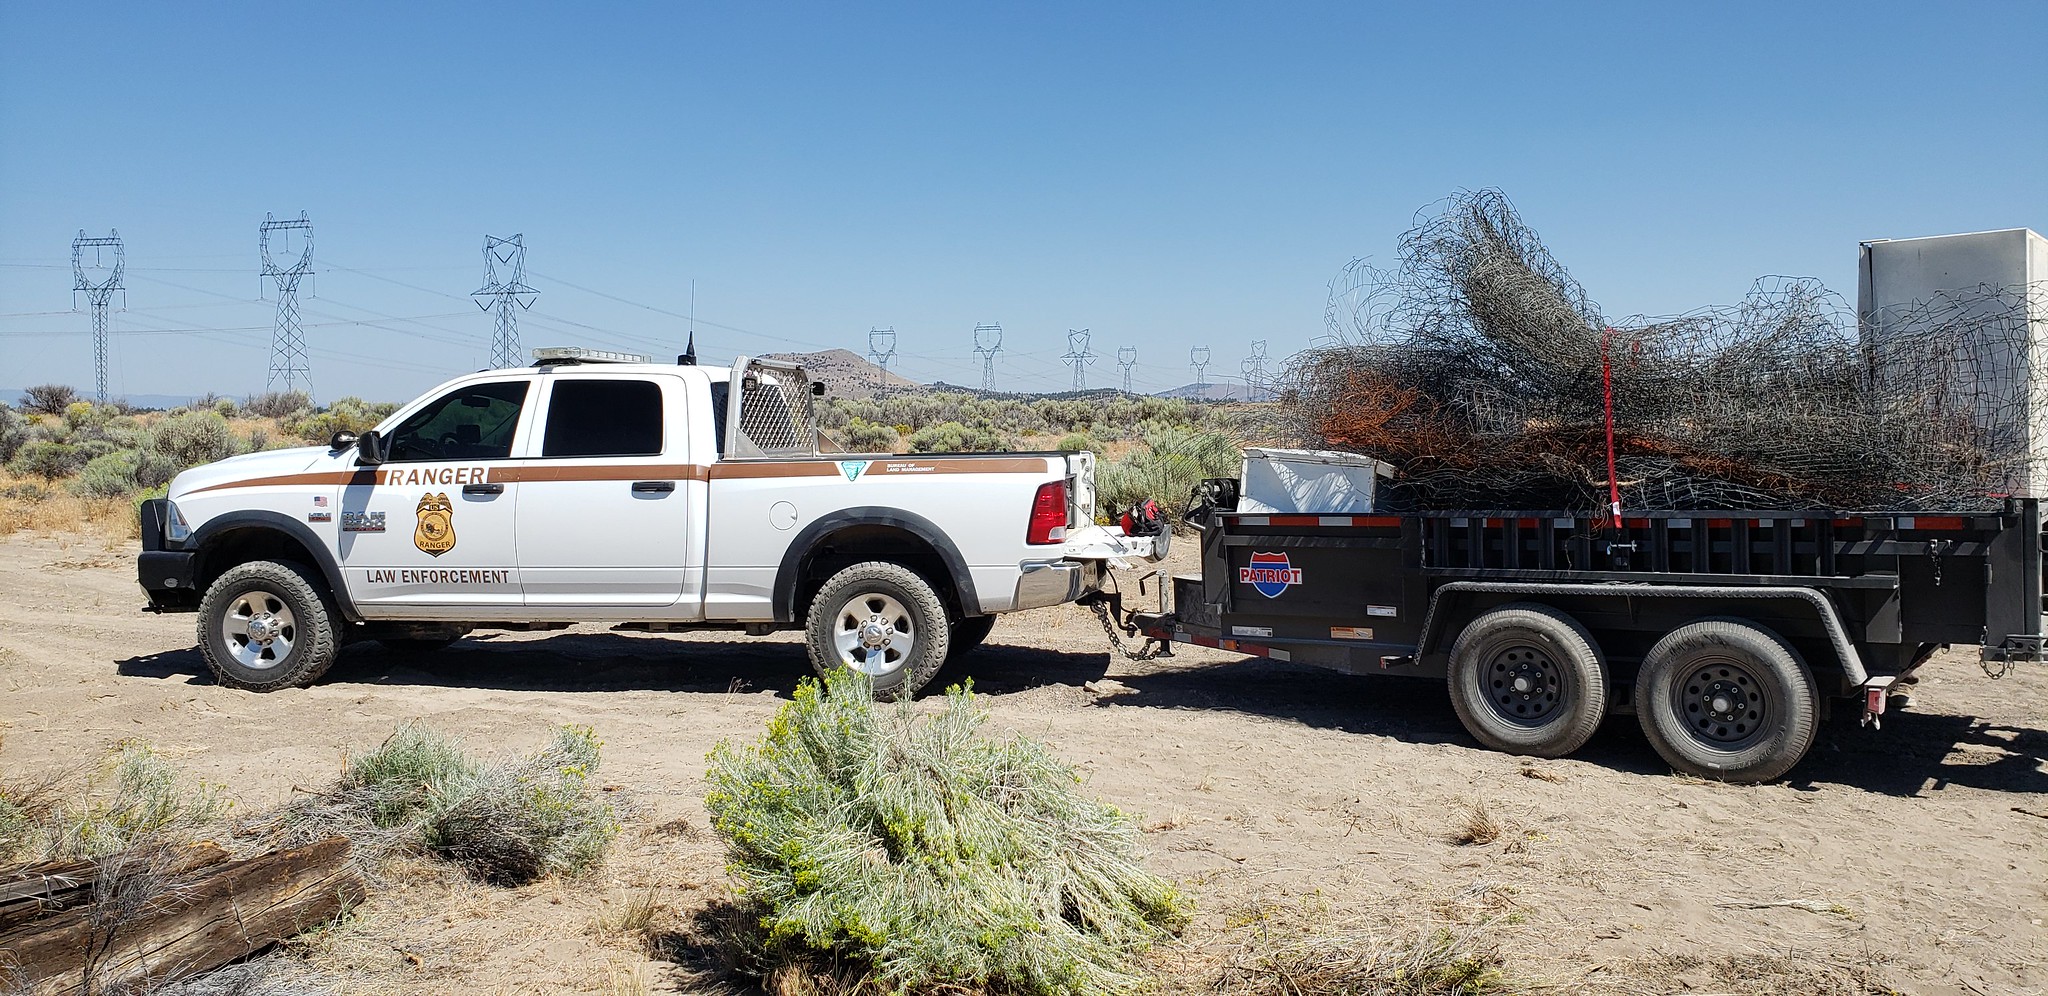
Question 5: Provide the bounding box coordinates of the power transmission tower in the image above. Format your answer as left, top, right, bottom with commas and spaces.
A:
1190, 346, 1211, 398
867, 327, 897, 398
70, 230, 124, 405
971, 323, 1003, 392
1240, 340, 1269, 400
260, 212, 315, 396
1116, 346, 1137, 394
1062, 328, 1095, 391
473, 234, 538, 368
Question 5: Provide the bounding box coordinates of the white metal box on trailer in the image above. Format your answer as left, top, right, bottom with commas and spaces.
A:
1859, 228, 2048, 496
1238, 448, 1395, 514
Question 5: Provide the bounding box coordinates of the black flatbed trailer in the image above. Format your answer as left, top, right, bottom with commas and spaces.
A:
1127, 494, 2046, 782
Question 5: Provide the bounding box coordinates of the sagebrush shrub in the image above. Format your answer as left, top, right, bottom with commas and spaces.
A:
147, 410, 240, 469
0, 404, 27, 463
706, 672, 1188, 996
1097, 427, 1241, 520
71, 450, 142, 498
9, 441, 85, 481
277, 723, 618, 884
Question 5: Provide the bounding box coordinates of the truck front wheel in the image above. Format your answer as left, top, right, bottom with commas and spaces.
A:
1634, 618, 1817, 783
196, 560, 341, 692
804, 562, 952, 700
1446, 602, 1609, 758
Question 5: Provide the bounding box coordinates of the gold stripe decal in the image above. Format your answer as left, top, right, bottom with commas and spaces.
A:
183, 456, 1048, 494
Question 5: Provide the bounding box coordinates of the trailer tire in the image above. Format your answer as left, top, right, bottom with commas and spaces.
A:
1634, 618, 1817, 783
805, 562, 951, 701
1446, 603, 1608, 758
197, 559, 341, 692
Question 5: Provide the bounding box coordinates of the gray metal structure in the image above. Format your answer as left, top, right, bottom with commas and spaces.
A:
1190, 345, 1210, 396
1859, 228, 2048, 496
259, 212, 315, 396
972, 323, 1003, 392
473, 234, 538, 369
70, 229, 124, 404
1240, 340, 1268, 400
1062, 328, 1094, 391
867, 326, 897, 398
1117, 346, 1137, 394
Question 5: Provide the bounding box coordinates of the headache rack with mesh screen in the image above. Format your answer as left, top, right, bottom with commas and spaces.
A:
723, 356, 822, 458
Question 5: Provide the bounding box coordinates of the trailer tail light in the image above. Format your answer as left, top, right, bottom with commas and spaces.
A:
1027, 480, 1068, 545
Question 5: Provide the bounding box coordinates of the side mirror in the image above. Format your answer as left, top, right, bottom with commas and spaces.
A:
328, 431, 359, 451
811, 382, 827, 396
356, 430, 387, 466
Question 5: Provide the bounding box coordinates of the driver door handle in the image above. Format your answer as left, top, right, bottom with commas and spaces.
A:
631, 480, 675, 493
462, 483, 504, 495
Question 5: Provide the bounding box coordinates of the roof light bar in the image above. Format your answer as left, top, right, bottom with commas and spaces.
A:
530, 346, 652, 364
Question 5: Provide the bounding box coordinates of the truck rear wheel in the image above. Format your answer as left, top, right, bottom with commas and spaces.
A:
1446, 602, 1608, 758
196, 559, 340, 692
1634, 618, 1817, 783
805, 562, 951, 700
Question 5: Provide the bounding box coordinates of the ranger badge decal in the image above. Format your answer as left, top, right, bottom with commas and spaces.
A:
414, 492, 456, 557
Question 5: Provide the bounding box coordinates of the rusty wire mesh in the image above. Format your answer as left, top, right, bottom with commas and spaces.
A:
1290, 190, 2047, 512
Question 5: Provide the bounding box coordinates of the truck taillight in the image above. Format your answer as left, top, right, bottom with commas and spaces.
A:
1026, 480, 1068, 545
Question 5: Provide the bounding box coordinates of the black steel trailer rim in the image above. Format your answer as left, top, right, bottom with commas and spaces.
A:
1483, 645, 1565, 726
1673, 655, 1771, 750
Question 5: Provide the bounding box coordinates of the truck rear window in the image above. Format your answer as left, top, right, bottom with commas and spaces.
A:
542, 379, 664, 458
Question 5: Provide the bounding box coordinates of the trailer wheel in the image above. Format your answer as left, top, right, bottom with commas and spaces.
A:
1634, 618, 1817, 783
805, 562, 951, 701
1446, 603, 1608, 758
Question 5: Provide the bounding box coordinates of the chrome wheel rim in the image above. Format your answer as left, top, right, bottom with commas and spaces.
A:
221, 589, 295, 670
832, 592, 914, 676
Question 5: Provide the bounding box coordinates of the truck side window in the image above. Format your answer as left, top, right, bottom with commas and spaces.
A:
542, 379, 664, 458
385, 380, 530, 462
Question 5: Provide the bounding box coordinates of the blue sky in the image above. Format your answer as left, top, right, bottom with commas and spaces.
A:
3, 2, 2044, 401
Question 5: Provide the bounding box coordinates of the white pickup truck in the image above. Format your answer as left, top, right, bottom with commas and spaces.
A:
137, 349, 1164, 697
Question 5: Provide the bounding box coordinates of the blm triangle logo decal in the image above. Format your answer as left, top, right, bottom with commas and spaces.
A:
838, 460, 870, 481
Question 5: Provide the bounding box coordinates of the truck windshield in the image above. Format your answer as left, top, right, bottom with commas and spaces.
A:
386, 381, 530, 462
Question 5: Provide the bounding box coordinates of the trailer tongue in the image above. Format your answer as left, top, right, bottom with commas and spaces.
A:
1123, 474, 2043, 783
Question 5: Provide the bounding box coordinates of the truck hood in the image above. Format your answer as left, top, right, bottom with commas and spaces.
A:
167, 446, 336, 500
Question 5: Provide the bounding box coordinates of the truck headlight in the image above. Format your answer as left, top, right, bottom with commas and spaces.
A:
165, 501, 192, 545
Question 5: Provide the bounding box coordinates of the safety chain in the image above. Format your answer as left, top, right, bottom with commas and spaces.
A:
1088, 600, 1166, 661
1981, 656, 2015, 679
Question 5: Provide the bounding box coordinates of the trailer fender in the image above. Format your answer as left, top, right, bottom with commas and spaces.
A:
1416, 581, 1867, 686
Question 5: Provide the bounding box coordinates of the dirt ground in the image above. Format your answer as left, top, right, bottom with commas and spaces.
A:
2, 529, 2045, 995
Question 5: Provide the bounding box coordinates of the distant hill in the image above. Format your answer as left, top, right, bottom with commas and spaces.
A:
3, 389, 206, 412
1153, 382, 1281, 402
762, 349, 921, 398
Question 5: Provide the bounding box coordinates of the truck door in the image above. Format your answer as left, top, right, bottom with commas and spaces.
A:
340, 378, 530, 609
512, 376, 693, 608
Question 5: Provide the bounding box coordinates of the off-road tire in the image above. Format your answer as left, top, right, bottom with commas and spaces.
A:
1634, 618, 1818, 783
1446, 602, 1609, 758
197, 559, 341, 692
948, 614, 998, 663
804, 562, 951, 701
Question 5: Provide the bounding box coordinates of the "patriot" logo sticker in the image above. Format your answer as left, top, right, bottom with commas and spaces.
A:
1240, 552, 1302, 598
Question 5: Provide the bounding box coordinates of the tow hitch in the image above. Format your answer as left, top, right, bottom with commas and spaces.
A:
1077, 588, 1173, 661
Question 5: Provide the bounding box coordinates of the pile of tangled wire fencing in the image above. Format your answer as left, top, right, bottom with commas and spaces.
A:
1287, 189, 2048, 512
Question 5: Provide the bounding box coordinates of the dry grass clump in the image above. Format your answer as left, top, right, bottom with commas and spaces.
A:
0, 470, 138, 542
1447, 799, 1505, 848
265, 723, 618, 885
701, 671, 1189, 996
0, 742, 225, 864
1211, 898, 1521, 996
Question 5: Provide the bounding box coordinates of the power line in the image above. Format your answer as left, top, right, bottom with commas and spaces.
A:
473, 234, 537, 367
972, 322, 1003, 391
259, 212, 315, 397
70, 229, 124, 404
1062, 328, 1094, 391
867, 326, 897, 398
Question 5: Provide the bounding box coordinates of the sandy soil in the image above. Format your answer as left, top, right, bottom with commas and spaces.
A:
1, 529, 2044, 994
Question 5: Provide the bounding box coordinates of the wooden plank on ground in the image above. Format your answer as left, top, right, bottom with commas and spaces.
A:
0, 837, 363, 996
0, 843, 230, 934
